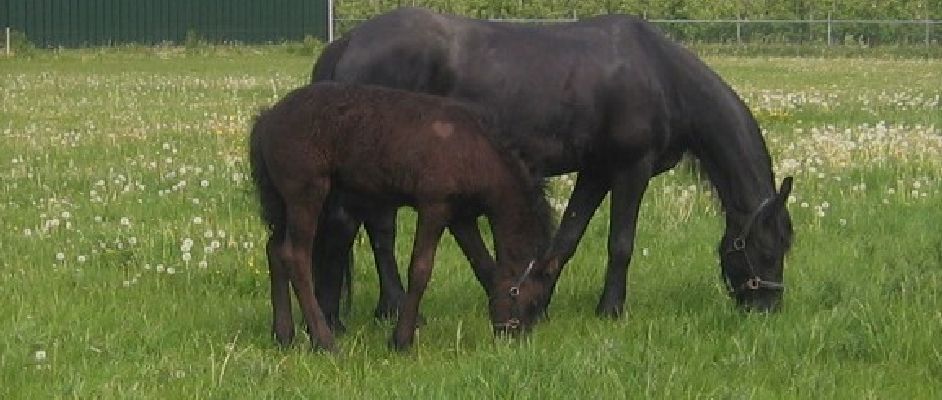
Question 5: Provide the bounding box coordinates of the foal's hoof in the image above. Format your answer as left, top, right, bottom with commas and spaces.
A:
595, 301, 625, 319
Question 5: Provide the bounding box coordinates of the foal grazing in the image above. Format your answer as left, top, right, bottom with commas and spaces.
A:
249, 83, 556, 351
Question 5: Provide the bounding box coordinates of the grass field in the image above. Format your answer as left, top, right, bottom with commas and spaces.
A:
1, 47, 941, 398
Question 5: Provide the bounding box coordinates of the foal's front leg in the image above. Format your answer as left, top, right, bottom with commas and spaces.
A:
390, 205, 449, 351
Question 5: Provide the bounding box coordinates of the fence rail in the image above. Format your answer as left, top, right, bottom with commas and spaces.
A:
333, 17, 941, 47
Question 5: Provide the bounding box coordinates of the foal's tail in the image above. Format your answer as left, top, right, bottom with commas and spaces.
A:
249, 112, 285, 232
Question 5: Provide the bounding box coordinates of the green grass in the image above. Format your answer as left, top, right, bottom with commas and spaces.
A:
1, 47, 941, 398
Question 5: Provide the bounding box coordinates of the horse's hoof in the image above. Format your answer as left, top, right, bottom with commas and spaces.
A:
373, 305, 399, 320
314, 341, 340, 354
388, 335, 413, 352
595, 302, 625, 319
374, 307, 426, 327
273, 329, 295, 348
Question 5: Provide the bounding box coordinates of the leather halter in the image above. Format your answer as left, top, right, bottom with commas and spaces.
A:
492, 260, 536, 330
725, 197, 785, 293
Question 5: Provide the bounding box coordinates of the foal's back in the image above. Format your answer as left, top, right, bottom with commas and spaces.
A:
259, 82, 516, 206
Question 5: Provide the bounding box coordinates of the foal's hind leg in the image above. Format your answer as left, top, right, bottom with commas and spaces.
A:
280, 188, 336, 352
363, 209, 407, 320
391, 204, 449, 351
268, 231, 294, 347
596, 164, 652, 318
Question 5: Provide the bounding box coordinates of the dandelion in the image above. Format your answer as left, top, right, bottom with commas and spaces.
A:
641, 248, 650, 257
122, 280, 131, 287
77, 255, 87, 263
182, 253, 191, 262
204, 230, 214, 239
61, 211, 71, 219
198, 260, 208, 269
192, 216, 203, 225
23, 228, 32, 236
34, 350, 46, 362
156, 264, 165, 273
839, 218, 847, 226
800, 202, 809, 208
167, 267, 176, 275
55, 252, 65, 261
120, 217, 131, 226
128, 237, 137, 245
200, 180, 209, 188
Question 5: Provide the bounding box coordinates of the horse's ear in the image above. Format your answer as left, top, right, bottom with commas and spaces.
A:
778, 176, 794, 200
769, 176, 794, 216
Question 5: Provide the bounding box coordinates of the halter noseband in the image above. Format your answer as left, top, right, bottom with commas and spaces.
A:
725, 197, 785, 293
492, 260, 536, 331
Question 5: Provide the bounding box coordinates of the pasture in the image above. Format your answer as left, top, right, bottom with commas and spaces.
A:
1, 47, 940, 398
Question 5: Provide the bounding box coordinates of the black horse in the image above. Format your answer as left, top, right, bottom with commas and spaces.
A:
311, 7, 794, 319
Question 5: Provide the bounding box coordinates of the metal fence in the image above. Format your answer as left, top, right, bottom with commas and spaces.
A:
0, 0, 330, 48
334, 16, 941, 47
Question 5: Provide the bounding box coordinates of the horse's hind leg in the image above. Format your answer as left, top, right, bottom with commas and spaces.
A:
363, 209, 407, 320
390, 204, 449, 351
596, 164, 652, 318
280, 185, 336, 352
267, 230, 294, 347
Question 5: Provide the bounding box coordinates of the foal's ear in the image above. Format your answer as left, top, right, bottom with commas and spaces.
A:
541, 256, 562, 280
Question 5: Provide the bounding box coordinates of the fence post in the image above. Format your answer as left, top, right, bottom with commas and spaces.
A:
736, 15, 742, 44
5, 27, 10, 56
827, 12, 832, 45
927, 18, 931, 47
327, 0, 334, 42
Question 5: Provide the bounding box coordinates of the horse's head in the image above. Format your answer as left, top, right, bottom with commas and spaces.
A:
488, 257, 560, 336
719, 177, 794, 312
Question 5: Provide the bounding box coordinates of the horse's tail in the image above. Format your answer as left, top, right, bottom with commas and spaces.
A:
249, 111, 285, 232
311, 36, 350, 83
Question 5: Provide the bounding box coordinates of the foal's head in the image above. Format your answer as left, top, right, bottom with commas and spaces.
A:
478, 147, 560, 335
719, 177, 794, 312
489, 256, 561, 336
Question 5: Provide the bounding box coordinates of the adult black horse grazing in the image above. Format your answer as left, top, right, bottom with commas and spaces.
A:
312, 8, 794, 317
250, 82, 555, 351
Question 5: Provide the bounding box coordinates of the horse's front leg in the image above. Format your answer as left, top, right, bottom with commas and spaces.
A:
363, 209, 407, 319
390, 204, 449, 351
543, 171, 611, 303
596, 163, 652, 318
449, 216, 496, 297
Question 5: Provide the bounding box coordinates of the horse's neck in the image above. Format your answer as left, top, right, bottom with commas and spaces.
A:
692, 114, 776, 220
